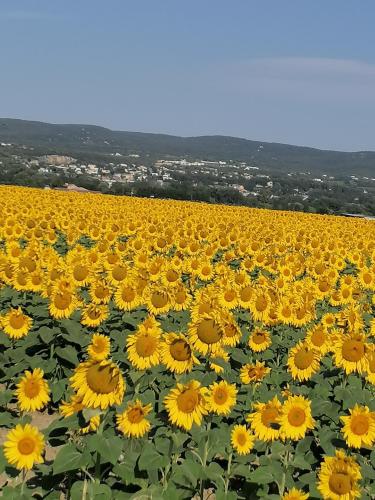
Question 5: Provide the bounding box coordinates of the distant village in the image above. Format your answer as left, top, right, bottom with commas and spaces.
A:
1, 142, 375, 218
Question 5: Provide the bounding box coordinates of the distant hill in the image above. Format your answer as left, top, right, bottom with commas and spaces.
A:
1, 118, 375, 176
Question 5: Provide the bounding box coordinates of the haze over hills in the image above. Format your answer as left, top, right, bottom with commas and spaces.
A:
0, 118, 375, 176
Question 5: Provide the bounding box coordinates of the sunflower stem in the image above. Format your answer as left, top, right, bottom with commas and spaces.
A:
224, 451, 233, 494
20, 468, 26, 496
95, 451, 101, 482
199, 420, 211, 499
81, 476, 88, 500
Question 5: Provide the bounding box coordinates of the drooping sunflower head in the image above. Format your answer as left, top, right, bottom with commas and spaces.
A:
81, 304, 109, 327
221, 315, 242, 346
231, 425, 255, 455
247, 396, 282, 442
87, 333, 111, 361
16, 368, 50, 412
116, 399, 152, 438
240, 361, 270, 385
3, 423, 45, 470
70, 359, 125, 410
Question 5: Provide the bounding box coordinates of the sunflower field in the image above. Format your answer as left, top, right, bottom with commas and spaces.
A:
0, 185, 375, 500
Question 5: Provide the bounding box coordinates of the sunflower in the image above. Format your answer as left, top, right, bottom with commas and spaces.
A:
146, 288, 172, 315
317, 449, 361, 500
248, 328, 272, 352
2, 307, 32, 339
16, 368, 50, 412
87, 333, 111, 361
278, 395, 315, 441
247, 396, 282, 442
282, 488, 309, 500
217, 284, 238, 310
3, 424, 45, 470
231, 425, 255, 455
188, 312, 224, 355
164, 380, 208, 430
70, 359, 125, 409
365, 349, 375, 384
240, 361, 270, 384
207, 380, 237, 415
89, 280, 112, 304
160, 333, 197, 373
221, 315, 242, 347
333, 332, 369, 374
250, 290, 271, 322
116, 399, 152, 438
81, 304, 109, 327
114, 281, 141, 311
171, 285, 192, 311
340, 404, 375, 449
209, 345, 230, 374
305, 324, 331, 355
59, 394, 100, 434
127, 327, 160, 370
49, 290, 77, 319
287, 342, 321, 381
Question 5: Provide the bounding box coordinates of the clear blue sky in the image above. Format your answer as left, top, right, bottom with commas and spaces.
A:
1, 0, 375, 151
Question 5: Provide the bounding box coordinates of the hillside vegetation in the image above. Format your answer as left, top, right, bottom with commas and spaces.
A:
1, 118, 375, 176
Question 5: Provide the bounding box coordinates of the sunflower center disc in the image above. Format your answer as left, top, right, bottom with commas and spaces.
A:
213, 388, 228, 405
261, 408, 279, 428
252, 332, 267, 345
177, 389, 199, 413
112, 266, 127, 281
151, 292, 168, 308
170, 339, 191, 361
255, 296, 267, 312
18, 437, 36, 455
294, 349, 314, 369
24, 379, 40, 398
224, 325, 237, 338
351, 415, 370, 435
127, 407, 144, 424
122, 288, 136, 302
224, 291, 235, 302
288, 408, 306, 427
342, 340, 364, 362
311, 328, 325, 346
93, 340, 106, 354
329, 472, 352, 495
86, 364, 119, 394
54, 293, 72, 310
237, 432, 247, 446
136, 335, 157, 357
9, 314, 26, 329
197, 319, 222, 344
73, 265, 88, 281
95, 286, 107, 299
240, 287, 252, 302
